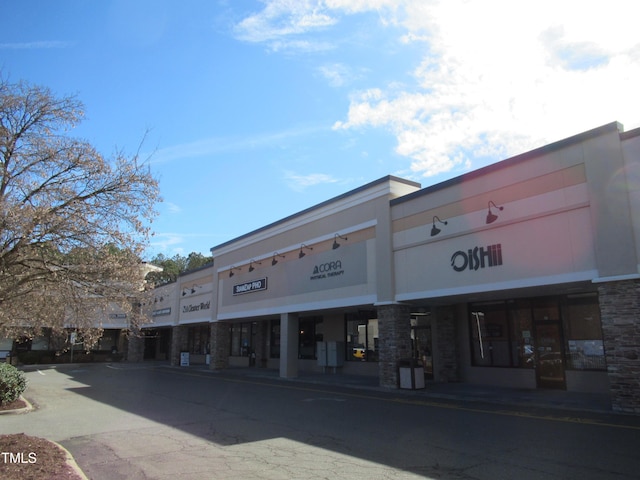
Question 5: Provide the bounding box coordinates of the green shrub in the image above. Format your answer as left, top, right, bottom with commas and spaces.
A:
0, 362, 27, 405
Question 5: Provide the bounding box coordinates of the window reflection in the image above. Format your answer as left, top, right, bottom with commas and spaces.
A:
346, 312, 378, 362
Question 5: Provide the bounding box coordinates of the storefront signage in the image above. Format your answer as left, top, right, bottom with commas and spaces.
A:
233, 278, 268, 295
108, 313, 127, 319
182, 301, 211, 313
451, 243, 503, 272
310, 260, 345, 280
152, 307, 171, 317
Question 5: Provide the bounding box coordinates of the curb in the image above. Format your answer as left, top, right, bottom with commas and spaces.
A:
0, 398, 89, 479
0, 395, 33, 415
53, 441, 90, 480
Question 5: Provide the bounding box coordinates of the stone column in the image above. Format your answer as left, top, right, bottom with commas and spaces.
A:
209, 321, 230, 370
280, 313, 299, 378
432, 305, 460, 383
126, 327, 144, 362
377, 303, 412, 388
598, 279, 640, 414
170, 325, 188, 366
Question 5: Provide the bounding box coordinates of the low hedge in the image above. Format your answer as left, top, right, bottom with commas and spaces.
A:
0, 362, 27, 405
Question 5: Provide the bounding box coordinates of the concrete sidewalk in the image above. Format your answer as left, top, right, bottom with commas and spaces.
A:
176, 365, 614, 415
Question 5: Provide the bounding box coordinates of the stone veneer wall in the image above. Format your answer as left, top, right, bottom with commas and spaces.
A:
377, 304, 412, 388
209, 321, 230, 370
127, 330, 144, 362
170, 325, 188, 366
126, 328, 145, 362
432, 306, 460, 383
598, 279, 640, 414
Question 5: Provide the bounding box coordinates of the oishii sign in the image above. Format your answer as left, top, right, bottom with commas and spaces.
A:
451, 244, 503, 272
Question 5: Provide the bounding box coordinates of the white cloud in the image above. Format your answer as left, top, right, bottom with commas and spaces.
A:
234, 0, 337, 51
334, 0, 640, 177
150, 125, 326, 164
165, 202, 182, 214
317, 63, 361, 87
149, 233, 185, 255
283, 171, 339, 192
233, 0, 640, 178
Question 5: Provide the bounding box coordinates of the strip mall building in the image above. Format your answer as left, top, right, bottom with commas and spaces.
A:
144, 122, 640, 414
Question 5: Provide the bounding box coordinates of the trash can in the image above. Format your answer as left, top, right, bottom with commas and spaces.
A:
398, 358, 425, 390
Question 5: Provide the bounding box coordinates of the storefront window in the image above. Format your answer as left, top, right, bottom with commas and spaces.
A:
470, 295, 606, 372
563, 294, 605, 370
187, 325, 210, 355
270, 320, 280, 359
230, 324, 241, 356
411, 314, 433, 377
345, 312, 379, 362
229, 322, 254, 357
508, 300, 534, 368
97, 330, 119, 352
470, 304, 510, 367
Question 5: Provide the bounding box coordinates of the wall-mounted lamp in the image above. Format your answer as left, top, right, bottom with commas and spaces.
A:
486, 201, 504, 224
183, 285, 200, 295
431, 216, 448, 237
332, 233, 348, 250
248, 260, 262, 272
271, 252, 285, 266
298, 244, 313, 259
229, 266, 240, 278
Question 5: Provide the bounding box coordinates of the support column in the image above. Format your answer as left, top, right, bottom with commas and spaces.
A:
209, 321, 230, 370
170, 325, 188, 366
377, 303, 412, 388
126, 327, 144, 363
598, 279, 640, 414
280, 313, 299, 378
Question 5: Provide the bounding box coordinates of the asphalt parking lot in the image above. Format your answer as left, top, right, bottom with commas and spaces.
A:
3, 363, 640, 480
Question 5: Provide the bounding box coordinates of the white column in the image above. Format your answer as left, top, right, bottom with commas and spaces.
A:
279, 312, 299, 378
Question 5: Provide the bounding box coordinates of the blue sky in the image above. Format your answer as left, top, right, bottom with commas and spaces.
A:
3, 0, 640, 258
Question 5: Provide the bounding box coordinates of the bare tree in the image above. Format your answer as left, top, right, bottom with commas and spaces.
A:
0, 77, 160, 345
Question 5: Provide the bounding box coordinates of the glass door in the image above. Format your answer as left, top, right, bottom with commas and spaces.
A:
533, 322, 566, 389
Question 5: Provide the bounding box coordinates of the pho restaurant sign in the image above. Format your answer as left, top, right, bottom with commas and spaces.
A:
233, 278, 268, 296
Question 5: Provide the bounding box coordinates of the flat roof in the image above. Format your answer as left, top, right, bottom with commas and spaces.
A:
210, 175, 420, 252
391, 121, 623, 206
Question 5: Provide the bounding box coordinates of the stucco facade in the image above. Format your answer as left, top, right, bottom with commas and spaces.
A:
140, 122, 640, 414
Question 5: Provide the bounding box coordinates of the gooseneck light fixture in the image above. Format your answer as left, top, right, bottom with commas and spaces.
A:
248, 260, 262, 272
430, 216, 448, 237
271, 252, 285, 266
332, 233, 348, 250
486, 201, 504, 224
298, 244, 313, 259
229, 266, 240, 278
